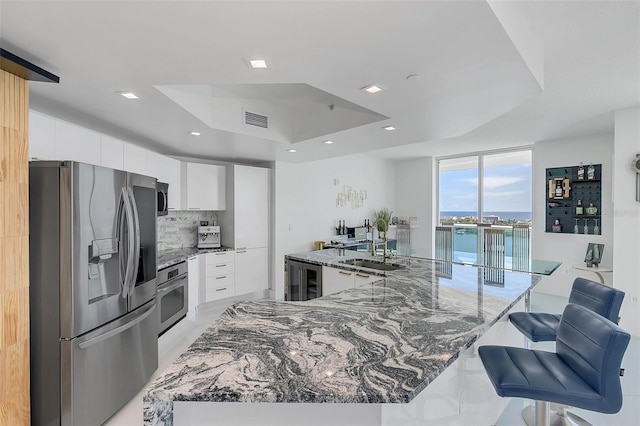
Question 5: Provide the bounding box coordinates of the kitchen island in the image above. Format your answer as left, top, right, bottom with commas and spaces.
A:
144, 251, 556, 425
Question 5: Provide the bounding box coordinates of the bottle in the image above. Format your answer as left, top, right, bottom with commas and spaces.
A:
587, 163, 595, 180
552, 219, 562, 233
575, 199, 583, 215
586, 203, 598, 215
554, 180, 563, 199
577, 162, 585, 180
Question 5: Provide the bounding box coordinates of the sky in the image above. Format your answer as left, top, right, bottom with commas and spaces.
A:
439, 163, 532, 213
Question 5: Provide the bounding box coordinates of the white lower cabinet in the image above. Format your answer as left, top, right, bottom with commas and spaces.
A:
203, 251, 235, 303
353, 271, 382, 287
323, 266, 383, 297
205, 275, 235, 301
322, 266, 355, 297
234, 247, 268, 296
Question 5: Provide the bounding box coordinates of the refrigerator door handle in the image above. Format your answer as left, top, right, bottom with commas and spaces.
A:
120, 187, 136, 298
78, 303, 156, 350
127, 186, 141, 297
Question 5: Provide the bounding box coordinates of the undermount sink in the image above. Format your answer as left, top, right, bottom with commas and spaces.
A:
339, 259, 403, 271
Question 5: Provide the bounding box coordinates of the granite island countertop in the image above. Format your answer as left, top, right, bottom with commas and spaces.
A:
144, 251, 542, 425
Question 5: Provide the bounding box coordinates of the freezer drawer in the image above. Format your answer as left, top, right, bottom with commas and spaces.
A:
60, 302, 158, 426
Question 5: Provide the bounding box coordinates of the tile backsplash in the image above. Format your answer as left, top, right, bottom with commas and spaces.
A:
157, 211, 218, 251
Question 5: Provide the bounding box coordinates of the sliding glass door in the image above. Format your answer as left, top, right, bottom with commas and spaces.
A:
438, 149, 532, 266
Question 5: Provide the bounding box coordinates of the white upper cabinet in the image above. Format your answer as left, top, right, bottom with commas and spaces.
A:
55, 120, 101, 165
123, 143, 150, 176
29, 111, 56, 160
100, 135, 124, 170
185, 162, 226, 211
148, 152, 182, 210
234, 165, 269, 249
220, 165, 269, 249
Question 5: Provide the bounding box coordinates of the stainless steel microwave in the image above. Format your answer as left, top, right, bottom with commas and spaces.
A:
157, 182, 168, 216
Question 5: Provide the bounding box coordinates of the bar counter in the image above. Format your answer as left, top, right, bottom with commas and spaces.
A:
144, 252, 552, 425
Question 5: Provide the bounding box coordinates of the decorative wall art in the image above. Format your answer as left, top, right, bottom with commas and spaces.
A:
336, 185, 367, 209
546, 164, 602, 234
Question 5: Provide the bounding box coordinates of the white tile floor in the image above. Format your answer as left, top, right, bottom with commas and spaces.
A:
104, 293, 640, 426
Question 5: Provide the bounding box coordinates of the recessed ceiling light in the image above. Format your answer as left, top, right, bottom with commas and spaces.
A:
322, 140, 334, 145
189, 131, 201, 136
244, 58, 269, 69
287, 149, 297, 153
382, 126, 396, 131
362, 84, 382, 94
119, 92, 140, 100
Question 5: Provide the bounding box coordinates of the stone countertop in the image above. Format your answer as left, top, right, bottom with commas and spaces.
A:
144, 250, 541, 425
157, 246, 233, 270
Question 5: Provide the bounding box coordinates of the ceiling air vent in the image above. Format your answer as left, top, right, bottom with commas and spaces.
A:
244, 111, 268, 128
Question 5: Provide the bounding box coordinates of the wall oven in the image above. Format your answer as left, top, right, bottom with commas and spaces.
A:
157, 261, 188, 335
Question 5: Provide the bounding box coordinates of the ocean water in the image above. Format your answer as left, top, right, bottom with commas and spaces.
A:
440, 211, 531, 221
452, 232, 514, 257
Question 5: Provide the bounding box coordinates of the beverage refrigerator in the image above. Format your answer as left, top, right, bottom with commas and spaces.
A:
29, 161, 158, 426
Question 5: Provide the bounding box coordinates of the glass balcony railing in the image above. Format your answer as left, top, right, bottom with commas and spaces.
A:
435, 222, 539, 273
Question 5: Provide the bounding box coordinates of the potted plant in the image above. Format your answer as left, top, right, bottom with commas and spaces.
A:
373, 208, 393, 258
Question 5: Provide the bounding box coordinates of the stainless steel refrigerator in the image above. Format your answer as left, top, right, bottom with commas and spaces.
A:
29, 161, 159, 426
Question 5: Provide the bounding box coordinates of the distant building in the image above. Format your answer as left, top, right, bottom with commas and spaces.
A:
483, 215, 500, 224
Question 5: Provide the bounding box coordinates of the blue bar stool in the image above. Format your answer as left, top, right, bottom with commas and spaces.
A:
479, 303, 630, 426
508, 277, 625, 425
509, 277, 625, 342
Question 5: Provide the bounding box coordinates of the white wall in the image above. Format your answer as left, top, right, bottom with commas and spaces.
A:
532, 134, 614, 296
272, 154, 396, 300
612, 107, 640, 336
394, 157, 436, 258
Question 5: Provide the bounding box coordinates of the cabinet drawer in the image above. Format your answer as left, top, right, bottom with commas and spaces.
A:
205, 251, 234, 265
205, 262, 234, 277
205, 274, 235, 301
354, 271, 383, 287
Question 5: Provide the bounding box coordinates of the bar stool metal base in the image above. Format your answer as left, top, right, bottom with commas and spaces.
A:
522, 403, 592, 426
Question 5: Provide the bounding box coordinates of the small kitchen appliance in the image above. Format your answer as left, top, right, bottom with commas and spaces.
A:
157, 181, 168, 216
197, 225, 221, 248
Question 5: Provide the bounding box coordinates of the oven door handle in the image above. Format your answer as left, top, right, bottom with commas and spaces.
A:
158, 276, 187, 296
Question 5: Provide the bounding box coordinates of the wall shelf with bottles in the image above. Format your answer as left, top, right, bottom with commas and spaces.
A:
546, 163, 602, 235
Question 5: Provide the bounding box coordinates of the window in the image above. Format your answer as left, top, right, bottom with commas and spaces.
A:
438, 149, 532, 265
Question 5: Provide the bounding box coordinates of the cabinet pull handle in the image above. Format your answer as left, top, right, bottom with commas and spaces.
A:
216, 287, 227, 291
339, 271, 352, 276
237, 250, 247, 254
216, 276, 226, 279
356, 273, 370, 278
216, 252, 226, 255
216, 264, 226, 267
188, 208, 201, 210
